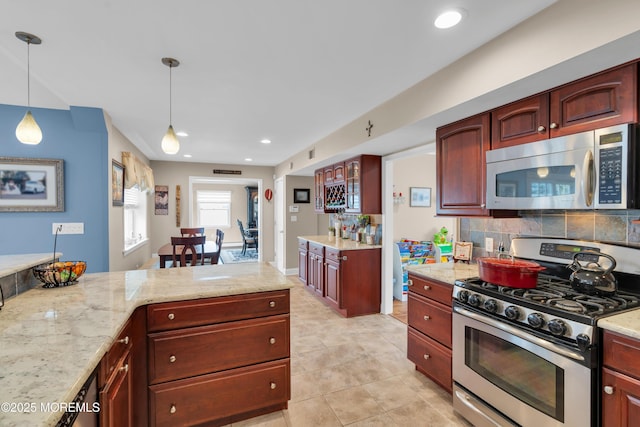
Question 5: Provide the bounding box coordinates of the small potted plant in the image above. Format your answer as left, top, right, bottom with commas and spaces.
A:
328, 226, 336, 237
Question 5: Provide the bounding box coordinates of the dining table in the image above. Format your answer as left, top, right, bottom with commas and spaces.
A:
157, 240, 220, 268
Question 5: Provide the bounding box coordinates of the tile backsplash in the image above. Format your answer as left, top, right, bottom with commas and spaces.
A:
459, 209, 640, 259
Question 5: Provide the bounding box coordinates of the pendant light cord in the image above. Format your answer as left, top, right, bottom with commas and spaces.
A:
168, 63, 172, 125
26, 40, 31, 108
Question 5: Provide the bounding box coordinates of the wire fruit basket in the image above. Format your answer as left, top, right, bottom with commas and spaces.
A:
33, 261, 87, 288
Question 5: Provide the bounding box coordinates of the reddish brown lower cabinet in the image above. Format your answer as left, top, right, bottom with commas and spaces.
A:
308, 242, 324, 296
406, 272, 453, 393
146, 290, 291, 427
298, 238, 308, 285
602, 330, 640, 426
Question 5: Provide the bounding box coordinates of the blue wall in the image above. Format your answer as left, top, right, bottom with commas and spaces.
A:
0, 104, 109, 272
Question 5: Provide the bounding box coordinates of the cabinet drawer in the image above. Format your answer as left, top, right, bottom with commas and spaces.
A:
603, 331, 640, 379
148, 315, 290, 384
147, 290, 289, 332
407, 327, 452, 393
407, 273, 452, 305
325, 247, 340, 261
309, 242, 324, 256
298, 239, 308, 250
101, 318, 133, 386
407, 292, 452, 347
149, 359, 290, 427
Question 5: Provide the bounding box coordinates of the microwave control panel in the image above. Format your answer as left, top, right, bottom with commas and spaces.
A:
598, 146, 623, 204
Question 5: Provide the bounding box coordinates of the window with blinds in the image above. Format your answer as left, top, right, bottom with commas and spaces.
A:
123, 187, 148, 251
196, 190, 231, 227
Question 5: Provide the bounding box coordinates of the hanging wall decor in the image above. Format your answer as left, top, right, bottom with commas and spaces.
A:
111, 160, 124, 206
175, 185, 181, 226
0, 156, 64, 212
155, 185, 168, 215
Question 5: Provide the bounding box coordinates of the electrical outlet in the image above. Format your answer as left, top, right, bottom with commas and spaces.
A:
52, 222, 85, 235
485, 237, 494, 253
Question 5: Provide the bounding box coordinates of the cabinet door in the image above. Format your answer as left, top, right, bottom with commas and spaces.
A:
100, 352, 132, 427
324, 258, 340, 309
345, 158, 361, 213
323, 166, 334, 184
307, 253, 316, 291
314, 254, 324, 296
602, 367, 640, 427
436, 113, 491, 216
491, 93, 550, 148
333, 162, 345, 183
314, 169, 325, 213
549, 63, 637, 137
298, 248, 307, 285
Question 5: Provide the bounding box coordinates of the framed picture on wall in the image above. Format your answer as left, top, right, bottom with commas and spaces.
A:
410, 187, 431, 207
155, 185, 168, 215
293, 188, 310, 203
111, 159, 124, 206
0, 156, 64, 212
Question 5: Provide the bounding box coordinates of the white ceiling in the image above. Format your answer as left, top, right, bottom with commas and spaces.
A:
2, 1, 559, 168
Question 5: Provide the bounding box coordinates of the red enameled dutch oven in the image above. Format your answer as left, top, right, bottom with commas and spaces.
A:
477, 257, 546, 288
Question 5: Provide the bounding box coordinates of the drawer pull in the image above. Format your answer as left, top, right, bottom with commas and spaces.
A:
118, 336, 129, 345
169, 355, 176, 363
423, 315, 431, 320
604, 385, 614, 395
269, 301, 276, 308
424, 285, 431, 291
269, 337, 276, 345
168, 313, 175, 320
119, 363, 129, 373
537, 125, 546, 132
408, 279, 413, 286
270, 382, 277, 390
423, 354, 430, 360
170, 404, 177, 414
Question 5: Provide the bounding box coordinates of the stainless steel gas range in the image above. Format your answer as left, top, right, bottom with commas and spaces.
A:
452, 238, 640, 427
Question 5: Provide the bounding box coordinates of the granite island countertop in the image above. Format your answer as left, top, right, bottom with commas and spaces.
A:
0, 262, 292, 427
405, 262, 479, 285
298, 235, 382, 250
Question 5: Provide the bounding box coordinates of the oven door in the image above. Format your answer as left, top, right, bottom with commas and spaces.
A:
486, 131, 595, 210
452, 306, 594, 427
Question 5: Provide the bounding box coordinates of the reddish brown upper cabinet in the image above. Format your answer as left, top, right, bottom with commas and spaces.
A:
314, 169, 324, 213
436, 113, 491, 216
344, 155, 381, 214
492, 63, 638, 149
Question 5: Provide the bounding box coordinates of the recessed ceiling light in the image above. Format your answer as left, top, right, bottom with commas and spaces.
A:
260, 139, 271, 144
183, 154, 192, 158
245, 158, 253, 162
176, 131, 189, 137
434, 10, 463, 29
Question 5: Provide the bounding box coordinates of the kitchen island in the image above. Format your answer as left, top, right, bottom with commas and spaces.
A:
0, 261, 292, 427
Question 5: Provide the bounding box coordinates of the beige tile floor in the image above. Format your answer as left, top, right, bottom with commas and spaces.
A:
228, 275, 472, 427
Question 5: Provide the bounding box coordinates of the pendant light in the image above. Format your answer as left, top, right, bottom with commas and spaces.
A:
161, 57, 180, 155
15, 31, 43, 145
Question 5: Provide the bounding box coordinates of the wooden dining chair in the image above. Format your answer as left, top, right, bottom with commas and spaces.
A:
237, 219, 258, 255
210, 229, 225, 264
170, 235, 206, 267
180, 227, 205, 237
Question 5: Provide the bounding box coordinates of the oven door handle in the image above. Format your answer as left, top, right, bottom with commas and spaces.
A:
453, 306, 586, 362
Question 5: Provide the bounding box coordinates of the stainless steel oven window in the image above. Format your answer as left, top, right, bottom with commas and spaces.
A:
465, 327, 564, 421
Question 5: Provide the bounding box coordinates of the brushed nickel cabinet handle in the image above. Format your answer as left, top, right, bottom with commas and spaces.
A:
269, 337, 276, 345
118, 336, 129, 345
604, 385, 614, 395
269, 301, 276, 308
119, 364, 129, 373
170, 404, 176, 414
537, 125, 546, 132
423, 315, 431, 320
423, 354, 430, 360
270, 382, 277, 390
168, 313, 175, 320
169, 355, 176, 363
424, 285, 430, 290
550, 122, 558, 129
407, 279, 413, 286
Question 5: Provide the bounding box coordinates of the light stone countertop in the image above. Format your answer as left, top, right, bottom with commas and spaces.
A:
405, 262, 479, 285
0, 262, 292, 427
0, 253, 62, 278
598, 310, 640, 340
298, 235, 382, 250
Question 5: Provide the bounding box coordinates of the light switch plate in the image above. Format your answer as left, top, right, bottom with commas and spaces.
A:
485, 237, 494, 253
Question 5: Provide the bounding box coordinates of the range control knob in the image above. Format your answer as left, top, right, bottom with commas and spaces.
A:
548, 319, 567, 336
484, 299, 498, 313
527, 313, 545, 329
505, 306, 521, 320
468, 294, 483, 308
457, 290, 470, 303
576, 334, 592, 352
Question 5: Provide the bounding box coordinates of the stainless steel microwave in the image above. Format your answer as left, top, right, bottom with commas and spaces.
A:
486, 123, 639, 210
